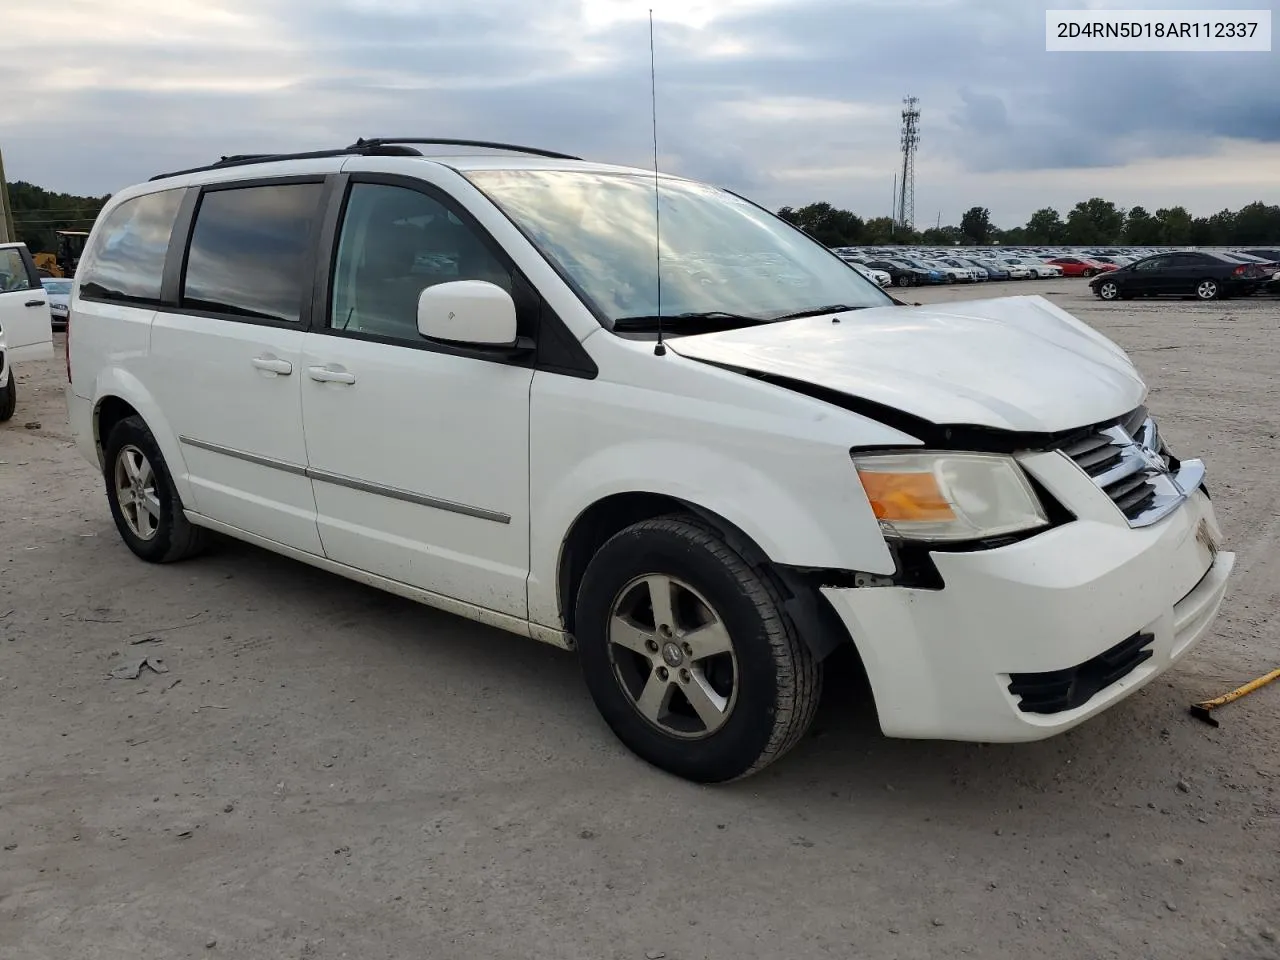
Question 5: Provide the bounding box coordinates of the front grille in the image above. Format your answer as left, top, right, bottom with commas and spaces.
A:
1007, 630, 1154, 714
1058, 406, 1175, 524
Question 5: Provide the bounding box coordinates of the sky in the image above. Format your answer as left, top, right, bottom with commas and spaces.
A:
1, 0, 1277, 228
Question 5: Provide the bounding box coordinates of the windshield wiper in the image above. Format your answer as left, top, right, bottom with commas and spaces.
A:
612, 311, 765, 330
767, 304, 863, 322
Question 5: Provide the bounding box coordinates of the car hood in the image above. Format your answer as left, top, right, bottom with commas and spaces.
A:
666, 295, 1145, 433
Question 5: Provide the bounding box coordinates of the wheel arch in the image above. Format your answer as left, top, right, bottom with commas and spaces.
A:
95, 395, 141, 463
556, 491, 857, 664
89, 369, 196, 504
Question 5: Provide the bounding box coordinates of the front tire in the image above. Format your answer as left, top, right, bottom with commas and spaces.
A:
1082, 268, 1096, 277
575, 516, 821, 783
1097, 280, 1119, 301
895, 275, 910, 288
103, 415, 208, 563
1196, 279, 1220, 301
0, 370, 15, 422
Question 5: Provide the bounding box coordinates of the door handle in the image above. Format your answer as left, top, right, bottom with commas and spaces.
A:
24, 300, 46, 308
307, 364, 357, 385
251, 355, 293, 376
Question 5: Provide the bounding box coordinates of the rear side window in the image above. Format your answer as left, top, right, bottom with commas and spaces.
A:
78, 189, 183, 303
182, 183, 324, 323
0, 247, 34, 292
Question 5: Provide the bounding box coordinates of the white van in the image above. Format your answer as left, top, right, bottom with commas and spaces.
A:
0, 241, 54, 420
64, 139, 1234, 782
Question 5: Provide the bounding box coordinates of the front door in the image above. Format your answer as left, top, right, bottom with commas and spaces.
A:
0, 245, 53, 364
300, 177, 533, 618
147, 180, 327, 554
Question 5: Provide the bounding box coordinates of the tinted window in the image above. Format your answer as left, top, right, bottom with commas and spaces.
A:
183, 183, 323, 322
78, 189, 183, 303
330, 183, 511, 341
0, 248, 32, 292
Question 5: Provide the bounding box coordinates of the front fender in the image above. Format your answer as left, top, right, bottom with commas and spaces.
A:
91, 367, 197, 508
527, 439, 895, 628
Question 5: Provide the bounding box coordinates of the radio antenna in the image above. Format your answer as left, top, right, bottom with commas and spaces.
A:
649, 9, 666, 356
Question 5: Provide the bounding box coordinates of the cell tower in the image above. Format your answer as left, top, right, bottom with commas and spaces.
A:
894, 96, 920, 232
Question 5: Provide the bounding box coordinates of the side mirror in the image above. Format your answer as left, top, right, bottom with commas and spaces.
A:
417, 280, 519, 348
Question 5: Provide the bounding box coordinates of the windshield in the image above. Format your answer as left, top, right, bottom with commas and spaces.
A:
463, 169, 892, 327
42, 280, 73, 295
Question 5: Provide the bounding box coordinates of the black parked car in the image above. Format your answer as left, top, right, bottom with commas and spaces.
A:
861, 259, 931, 288
1089, 251, 1268, 302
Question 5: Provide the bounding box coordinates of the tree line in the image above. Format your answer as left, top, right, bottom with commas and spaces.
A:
6, 181, 109, 254
7, 177, 1279, 255
777, 198, 1280, 248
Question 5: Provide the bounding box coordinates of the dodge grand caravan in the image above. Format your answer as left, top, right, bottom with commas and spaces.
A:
64, 138, 1234, 782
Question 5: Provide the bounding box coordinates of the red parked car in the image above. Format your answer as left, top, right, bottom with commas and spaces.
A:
1045, 256, 1116, 277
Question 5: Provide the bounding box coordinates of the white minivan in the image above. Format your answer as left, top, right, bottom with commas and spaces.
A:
1, 241, 55, 421
65, 139, 1234, 782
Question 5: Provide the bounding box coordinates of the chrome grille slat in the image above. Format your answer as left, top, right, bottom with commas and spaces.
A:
1073, 444, 1124, 475
1106, 472, 1152, 503
1093, 448, 1150, 488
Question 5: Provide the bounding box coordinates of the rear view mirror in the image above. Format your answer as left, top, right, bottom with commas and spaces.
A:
417, 280, 518, 348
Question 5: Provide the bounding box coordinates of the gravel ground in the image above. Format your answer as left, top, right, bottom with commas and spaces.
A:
1, 279, 1277, 960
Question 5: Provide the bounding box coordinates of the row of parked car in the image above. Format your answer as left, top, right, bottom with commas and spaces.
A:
834, 249, 1068, 287
833, 245, 1280, 300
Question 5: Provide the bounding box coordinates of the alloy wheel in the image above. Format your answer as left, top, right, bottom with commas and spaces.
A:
114, 444, 161, 541
1099, 281, 1119, 300
607, 574, 739, 739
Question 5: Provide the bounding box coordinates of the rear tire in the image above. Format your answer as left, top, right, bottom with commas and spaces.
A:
575, 516, 821, 783
1195, 279, 1220, 301
103, 415, 208, 563
0, 371, 15, 423
895, 275, 910, 288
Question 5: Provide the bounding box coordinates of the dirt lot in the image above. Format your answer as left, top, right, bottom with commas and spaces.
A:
1, 279, 1277, 960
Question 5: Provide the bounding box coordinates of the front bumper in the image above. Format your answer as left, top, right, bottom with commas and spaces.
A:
822, 470, 1233, 742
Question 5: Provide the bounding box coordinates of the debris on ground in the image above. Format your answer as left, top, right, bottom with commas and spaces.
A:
109, 657, 169, 680
129, 635, 162, 645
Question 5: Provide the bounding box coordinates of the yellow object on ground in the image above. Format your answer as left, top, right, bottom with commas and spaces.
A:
1189, 668, 1280, 726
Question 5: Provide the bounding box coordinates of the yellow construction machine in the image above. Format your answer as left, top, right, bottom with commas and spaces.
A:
33, 230, 90, 278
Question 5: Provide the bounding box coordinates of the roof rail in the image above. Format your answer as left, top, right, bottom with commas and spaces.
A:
148, 137, 580, 183
148, 143, 425, 182
346, 138, 582, 161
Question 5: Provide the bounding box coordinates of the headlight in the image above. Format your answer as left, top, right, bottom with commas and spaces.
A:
851, 451, 1049, 542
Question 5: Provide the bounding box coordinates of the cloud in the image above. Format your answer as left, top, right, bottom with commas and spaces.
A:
0, 0, 1276, 227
